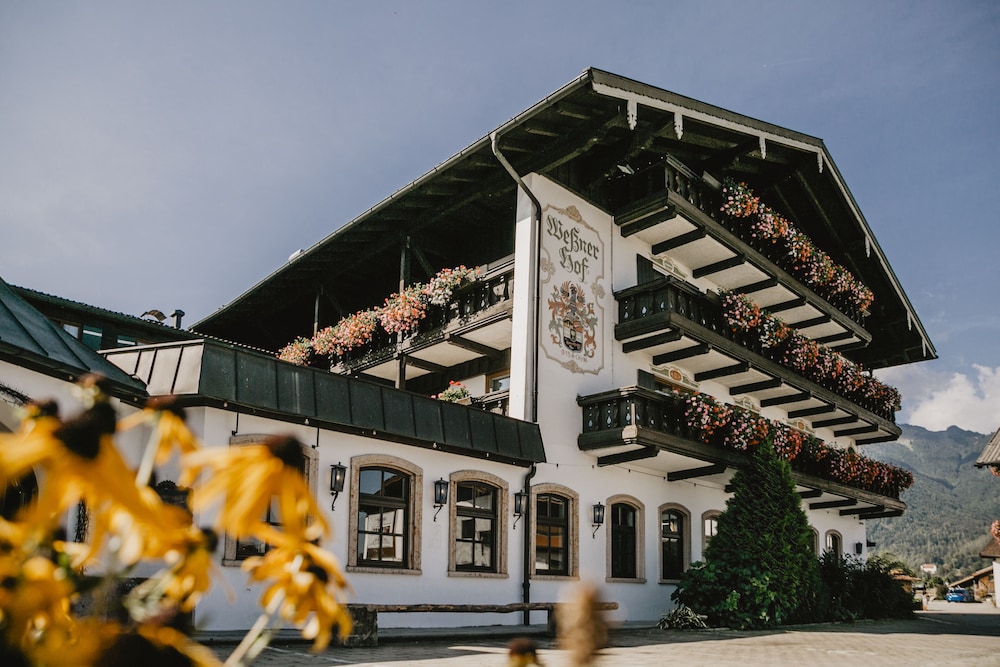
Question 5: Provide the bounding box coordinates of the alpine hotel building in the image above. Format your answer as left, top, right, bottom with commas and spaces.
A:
2, 70, 935, 632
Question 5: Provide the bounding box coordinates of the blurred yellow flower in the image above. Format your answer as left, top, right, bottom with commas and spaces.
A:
118, 395, 201, 466
183, 435, 327, 544
242, 535, 351, 651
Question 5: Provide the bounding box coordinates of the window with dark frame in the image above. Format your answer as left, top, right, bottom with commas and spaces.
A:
357, 466, 410, 567
234, 442, 309, 559
535, 493, 569, 575
610, 502, 638, 579
454, 481, 497, 572
661, 509, 685, 580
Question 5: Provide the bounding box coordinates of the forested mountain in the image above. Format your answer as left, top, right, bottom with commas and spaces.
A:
865, 424, 999, 581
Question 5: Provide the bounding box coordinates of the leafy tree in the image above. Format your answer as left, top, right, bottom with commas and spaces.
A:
673, 438, 820, 628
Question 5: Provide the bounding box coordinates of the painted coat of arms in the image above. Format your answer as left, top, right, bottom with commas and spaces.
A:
547, 281, 598, 358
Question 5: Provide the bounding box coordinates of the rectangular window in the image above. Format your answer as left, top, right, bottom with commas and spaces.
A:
81, 325, 103, 350
223, 436, 315, 564
357, 467, 410, 567
535, 494, 569, 575
455, 481, 497, 572
610, 503, 637, 579
661, 510, 684, 580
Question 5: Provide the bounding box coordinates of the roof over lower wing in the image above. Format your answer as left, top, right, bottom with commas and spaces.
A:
103, 339, 546, 467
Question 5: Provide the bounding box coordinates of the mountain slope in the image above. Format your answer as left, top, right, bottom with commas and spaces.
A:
865, 424, 999, 581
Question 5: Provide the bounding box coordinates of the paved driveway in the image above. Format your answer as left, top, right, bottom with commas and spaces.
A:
212, 599, 1000, 666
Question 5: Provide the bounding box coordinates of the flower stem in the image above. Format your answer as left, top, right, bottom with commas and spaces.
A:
223, 590, 285, 667
135, 415, 161, 487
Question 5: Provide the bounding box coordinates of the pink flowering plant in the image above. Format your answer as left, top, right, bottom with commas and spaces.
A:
377, 284, 428, 334
720, 180, 875, 314
312, 309, 379, 357
277, 265, 484, 363
277, 336, 313, 366
719, 290, 902, 417
423, 265, 480, 306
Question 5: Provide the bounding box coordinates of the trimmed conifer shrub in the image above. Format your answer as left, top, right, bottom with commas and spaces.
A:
673, 437, 821, 628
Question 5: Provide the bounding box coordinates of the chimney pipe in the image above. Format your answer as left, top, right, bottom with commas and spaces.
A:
170, 309, 185, 329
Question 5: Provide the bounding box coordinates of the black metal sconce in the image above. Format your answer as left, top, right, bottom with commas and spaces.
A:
854, 541, 863, 555
433, 478, 449, 521
329, 462, 346, 511
513, 491, 527, 529
592, 502, 605, 538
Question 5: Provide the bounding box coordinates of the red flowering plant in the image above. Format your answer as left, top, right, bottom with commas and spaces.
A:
433, 380, 471, 402
771, 424, 806, 462
277, 337, 313, 367
719, 291, 762, 331
674, 392, 912, 497
991, 520, 1000, 542
720, 181, 760, 218
377, 284, 428, 334
718, 290, 901, 417
423, 265, 480, 306
724, 409, 770, 452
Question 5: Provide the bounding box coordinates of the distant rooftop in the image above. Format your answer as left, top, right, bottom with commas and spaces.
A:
0, 276, 147, 400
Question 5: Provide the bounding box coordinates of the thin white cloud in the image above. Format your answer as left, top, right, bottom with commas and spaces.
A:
878, 365, 1000, 434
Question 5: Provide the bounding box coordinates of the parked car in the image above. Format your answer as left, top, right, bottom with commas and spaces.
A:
946, 587, 975, 602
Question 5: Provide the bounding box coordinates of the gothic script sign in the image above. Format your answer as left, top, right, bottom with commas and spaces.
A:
539, 203, 606, 375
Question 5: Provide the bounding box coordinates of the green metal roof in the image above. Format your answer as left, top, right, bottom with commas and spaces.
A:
0, 276, 147, 400
103, 339, 546, 467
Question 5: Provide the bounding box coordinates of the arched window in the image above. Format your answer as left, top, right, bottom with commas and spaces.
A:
825, 530, 843, 558
659, 504, 690, 582
702, 510, 721, 552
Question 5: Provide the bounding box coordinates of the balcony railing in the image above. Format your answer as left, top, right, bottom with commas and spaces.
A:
472, 389, 510, 415
578, 386, 911, 502
336, 265, 514, 368
634, 160, 866, 325
616, 277, 896, 423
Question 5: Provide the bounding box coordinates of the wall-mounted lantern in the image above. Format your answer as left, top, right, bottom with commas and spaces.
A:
330, 462, 347, 511
433, 478, 449, 521
513, 491, 527, 529
592, 502, 605, 538
854, 541, 864, 555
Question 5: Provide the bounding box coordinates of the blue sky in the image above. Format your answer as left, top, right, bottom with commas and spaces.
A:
1, 1, 997, 432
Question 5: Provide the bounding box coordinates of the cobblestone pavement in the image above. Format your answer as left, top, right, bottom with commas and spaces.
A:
210, 600, 1000, 666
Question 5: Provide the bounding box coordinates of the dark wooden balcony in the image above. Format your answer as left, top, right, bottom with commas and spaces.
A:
615, 276, 899, 444
577, 386, 905, 515
332, 262, 514, 386
614, 157, 871, 351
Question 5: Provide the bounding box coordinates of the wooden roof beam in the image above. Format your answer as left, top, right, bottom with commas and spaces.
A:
729, 378, 782, 394
695, 362, 749, 382
597, 446, 658, 466
653, 343, 710, 365
693, 254, 745, 279
668, 463, 728, 482
652, 228, 707, 255
760, 392, 812, 407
